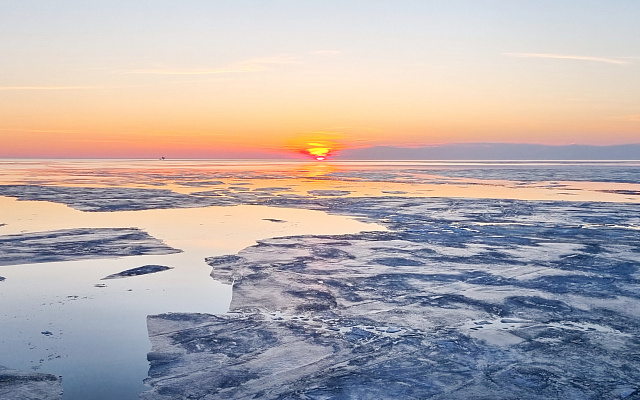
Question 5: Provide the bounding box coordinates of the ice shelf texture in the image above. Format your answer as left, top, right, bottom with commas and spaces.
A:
0, 228, 179, 266
0, 366, 62, 400
142, 196, 640, 399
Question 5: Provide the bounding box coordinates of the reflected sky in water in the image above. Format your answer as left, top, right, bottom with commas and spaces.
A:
0, 189, 384, 400
0, 159, 639, 399
1, 159, 639, 203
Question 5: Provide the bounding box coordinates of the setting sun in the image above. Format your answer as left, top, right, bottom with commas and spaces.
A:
306, 144, 331, 160
285, 135, 342, 160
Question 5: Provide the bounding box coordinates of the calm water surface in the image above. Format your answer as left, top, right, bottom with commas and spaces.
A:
0, 159, 639, 399
0, 175, 385, 399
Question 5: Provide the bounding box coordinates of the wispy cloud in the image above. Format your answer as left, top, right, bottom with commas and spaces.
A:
327, 126, 381, 134
122, 66, 261, 75
610, 114, 640, 122
0, 128, 84, 133
311, 50, 342, 56
121, 54, 301, 75
0, 85, 107, 91
0, 128, 227, 140
503, 52, 629, 65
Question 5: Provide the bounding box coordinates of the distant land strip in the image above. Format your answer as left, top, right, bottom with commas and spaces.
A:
335, 143, 640, 160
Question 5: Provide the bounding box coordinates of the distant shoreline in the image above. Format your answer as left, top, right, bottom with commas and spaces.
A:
1, 143, 639, 161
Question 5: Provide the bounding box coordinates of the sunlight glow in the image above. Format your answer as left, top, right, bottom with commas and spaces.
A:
307, 146, 330, 156
285, 136, 342, 161
1, 2, 638, 158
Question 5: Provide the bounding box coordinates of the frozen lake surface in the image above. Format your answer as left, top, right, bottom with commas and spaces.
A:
1, 160, 640, 399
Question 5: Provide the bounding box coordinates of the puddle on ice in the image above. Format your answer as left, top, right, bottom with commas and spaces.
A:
0, 196, 385, 400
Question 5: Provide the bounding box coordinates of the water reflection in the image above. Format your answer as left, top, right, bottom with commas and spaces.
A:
0, 196, 383, 400
1, 159, 640, 399
1, 159, 639, 203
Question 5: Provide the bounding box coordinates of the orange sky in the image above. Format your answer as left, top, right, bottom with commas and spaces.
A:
1, 1, 638, 158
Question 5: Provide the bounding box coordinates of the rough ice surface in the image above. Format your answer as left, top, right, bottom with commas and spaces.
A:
142, 196, 640, 399
252, 187, 293, 193
1, 171, 639, 399
306, 190, 352, 196
101, 265, 173, 280
403, 165, 640, 184
0, 185, 220, 211
0, 365, 62, 400
0, 228, 179, 266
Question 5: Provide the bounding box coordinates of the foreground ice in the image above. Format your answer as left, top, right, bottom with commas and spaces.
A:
142, 195, 640, 399
0, 184, 383, 400
1, 181, 639, 399
0, 366, 62, 400
0, 185, 221, 211
0, 228, 179, 266
101, 265, 173, 280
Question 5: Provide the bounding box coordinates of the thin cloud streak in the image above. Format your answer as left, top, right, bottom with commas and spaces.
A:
121, 54, 301, 75
0, 86, 107, 91
610, 114, 640, 122
504, 53, 629, 65
311, 50, 342, 56
0, 128, 84, 134
0, 128, 227, 137
123, 67, 259, 75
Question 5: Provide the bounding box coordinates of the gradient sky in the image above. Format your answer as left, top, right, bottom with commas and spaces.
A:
1, 1, 639, 158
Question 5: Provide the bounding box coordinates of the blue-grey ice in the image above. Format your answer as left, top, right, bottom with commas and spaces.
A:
142, 195, 640, 399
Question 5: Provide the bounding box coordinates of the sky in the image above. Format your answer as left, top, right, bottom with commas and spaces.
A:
1, 0, 639, 158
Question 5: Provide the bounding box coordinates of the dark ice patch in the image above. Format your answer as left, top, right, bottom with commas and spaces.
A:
524, 275, 623, 298
394, 166, 640, 184
252, 187, 292, 192
102, 265, 173, 280
307, 190, 351, 196
0, 184, 223, 211
311, 246, 355, 259
189, 190, 226, 197
503, 296, 573, 319
373, 257, 424, 267
0, 228, 180, 266
262, 218, 286, 223
177, 180, 225, 187
597, 189, 640, 196
345, 327, 375, 341
0, 365, 62, 400
206, 255, 246, 266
